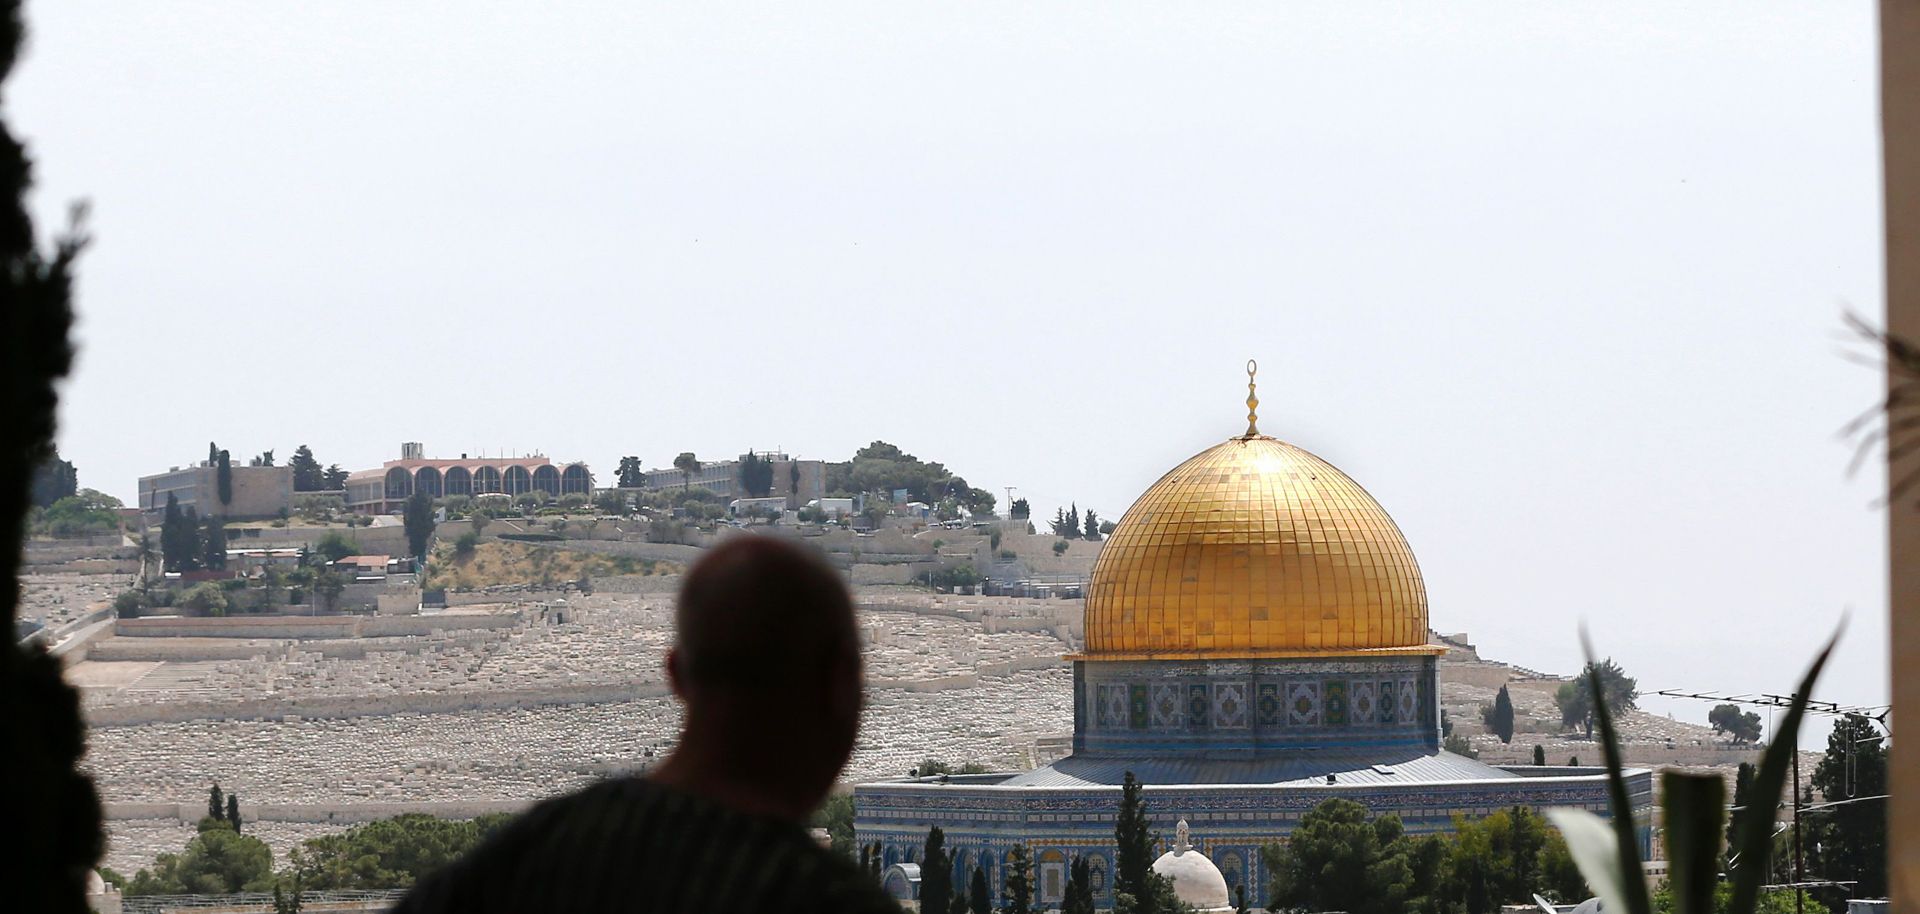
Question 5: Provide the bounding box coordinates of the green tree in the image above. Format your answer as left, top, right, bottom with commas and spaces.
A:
217, 448, 233, 507
314, 531, 360, 563
403, 492, 436, 560
289, 813, 513, 890
1435, 806, 1583, 911
810, 793, 856, 859
1709, 703, 1765, 744
162, 494, 201, 572
614, 455, 644, 488
920, 827, 952, 914
202, 515, 228, 569
226, 792, 242, 833
209, 782, 225, 822
1555, 658, 1637, 738
290, 445, 323, 492
1062, 855, 1096, 914
321, 464, 349, 490
180, 581, 230, 616
740, 450, 775, 497
1113, 771, 1165, 914
0, 110, 97, 907
1083, 509, 1102, 542
673, 452, 700, 489
250, 449, 275, 467
273, 875, 304, 914
1443, 732, 1479, 759
126, 823, 276, 895
970, 866, 991, 914
1053, 539, 1069, 556
1009, 498, 1030, 519
1001, 844, 1034, 914
1804, 714, 1888, 907
1727, 761, 1758, 869
1533, 744, 1547, 766
29, 449, 78, 508
1265, 798, 1418, 914
312, 570, 346, 614
1485, 684, 1515, 743
38, 488, 122, 537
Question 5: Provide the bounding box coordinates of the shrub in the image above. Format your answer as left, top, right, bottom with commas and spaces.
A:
997, 549, 1017, 561
454, 532, 480, 556
1052, 540, 1069, 556
113, 589, 145, 616
179, 582, 230, 617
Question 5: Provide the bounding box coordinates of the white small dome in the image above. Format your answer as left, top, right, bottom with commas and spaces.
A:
1150, 820, 1232, 913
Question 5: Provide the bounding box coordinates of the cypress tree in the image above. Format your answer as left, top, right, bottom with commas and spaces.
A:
1002, 844, 1034, 914
1063, 856, 1096, 914
1727, 761, 1757, 870
202, 515, 228, 570
3, 8, 103, 904
226, 793, 241, 833
208, 783, 224, 823
216, 448, 233, 507
1532, 744, 1547, 766
1492, 685, 1515, 744
1114, 771, 1159, 914
920, 827, 951, 914
969, 866, 990, 914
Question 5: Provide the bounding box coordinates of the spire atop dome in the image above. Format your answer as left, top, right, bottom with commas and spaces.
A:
1243, 360, 1260, 438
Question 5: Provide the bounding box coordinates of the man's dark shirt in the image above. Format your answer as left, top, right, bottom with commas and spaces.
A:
393, 777, 900, 914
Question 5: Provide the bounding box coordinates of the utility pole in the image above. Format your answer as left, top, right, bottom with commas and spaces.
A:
1004, 486, 1016, 521
1793, 750, 1804, 914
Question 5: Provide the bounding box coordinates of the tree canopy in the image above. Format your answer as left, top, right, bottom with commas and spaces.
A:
1708, 703, 1764, 744
615, 455, 644, 488
825, 441, 995, 515
1554, 658, 1637, 737
290, 445, 325, 492
36, 488, 121, 538
30, 449, 77, 508
289, 813, 514, 890
126, 820, 275, 896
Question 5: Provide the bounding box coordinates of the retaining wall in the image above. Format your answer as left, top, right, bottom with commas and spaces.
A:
84, 679, 671, 727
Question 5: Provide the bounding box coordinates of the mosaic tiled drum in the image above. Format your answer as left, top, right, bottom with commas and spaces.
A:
854, 368, 1651, 910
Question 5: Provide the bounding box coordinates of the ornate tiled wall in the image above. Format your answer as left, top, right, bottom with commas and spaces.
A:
1073, 656, 1438, 755
853, 767, 1653, 911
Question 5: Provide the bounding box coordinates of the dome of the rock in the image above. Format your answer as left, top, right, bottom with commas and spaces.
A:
1083, 434, 1428, 658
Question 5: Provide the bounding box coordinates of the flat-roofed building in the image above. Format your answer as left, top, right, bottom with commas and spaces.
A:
138, 462, 293, 520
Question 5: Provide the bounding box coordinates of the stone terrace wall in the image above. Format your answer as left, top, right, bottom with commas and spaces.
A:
84, 679, 670, 727
104, 799, 532, 824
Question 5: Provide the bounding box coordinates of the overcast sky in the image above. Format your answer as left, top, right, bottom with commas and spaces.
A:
13, 2, 1887, 743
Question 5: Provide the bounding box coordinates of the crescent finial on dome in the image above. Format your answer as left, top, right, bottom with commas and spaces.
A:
1244, 360, 1260, 438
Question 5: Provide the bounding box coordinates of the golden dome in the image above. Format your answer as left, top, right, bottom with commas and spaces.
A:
1082, 434, 1429, 659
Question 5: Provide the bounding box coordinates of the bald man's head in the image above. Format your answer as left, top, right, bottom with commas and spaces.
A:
671, 535, 859, 693
658, 536, 863, 817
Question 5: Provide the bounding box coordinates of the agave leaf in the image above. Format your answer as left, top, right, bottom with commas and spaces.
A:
1661, 770, 1725, 914
1581, 632, 1653, 914
1546, 807, 1633, 911
1727, 628, 1839, 914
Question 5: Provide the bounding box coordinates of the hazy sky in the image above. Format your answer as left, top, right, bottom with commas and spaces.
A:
14, 3, 1887, 743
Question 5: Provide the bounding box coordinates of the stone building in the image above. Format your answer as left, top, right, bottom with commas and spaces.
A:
344, 442, 592, 514
138, 461, 293, 520
638, 451, 826, 508
854, 373, 1652, 909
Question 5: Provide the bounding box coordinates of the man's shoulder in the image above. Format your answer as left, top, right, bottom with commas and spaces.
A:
397, 778, 901, 914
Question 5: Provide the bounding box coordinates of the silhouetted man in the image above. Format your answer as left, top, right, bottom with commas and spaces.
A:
395, 536, 898, 913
